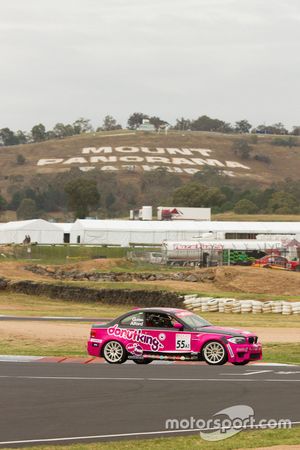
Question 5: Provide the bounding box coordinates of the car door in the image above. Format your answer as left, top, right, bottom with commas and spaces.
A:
144, 312, 192, 354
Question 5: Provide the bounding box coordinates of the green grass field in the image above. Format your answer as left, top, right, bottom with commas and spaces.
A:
0, 339, 299, 364
212, 212, 300, 222
1, 292, 300, 325
1, 427, 300, 450
0, 292, 299, 363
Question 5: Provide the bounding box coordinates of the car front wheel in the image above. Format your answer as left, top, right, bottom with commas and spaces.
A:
103, 340, 127, 364
202, 341, 228, 365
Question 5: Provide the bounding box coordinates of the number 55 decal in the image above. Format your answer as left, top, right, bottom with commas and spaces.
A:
176, 334, 191, 350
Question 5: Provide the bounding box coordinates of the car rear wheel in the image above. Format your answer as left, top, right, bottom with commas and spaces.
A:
202, 341, 227, 365
132, 358, 153, 364
103, 340, 127, 364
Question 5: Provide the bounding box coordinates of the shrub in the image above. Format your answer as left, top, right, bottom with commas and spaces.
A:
16, 154, 26, 165
254, 154, 271, 164
234, 199, 259, 214
232, 140, 253, 160
271, 137, 298, 148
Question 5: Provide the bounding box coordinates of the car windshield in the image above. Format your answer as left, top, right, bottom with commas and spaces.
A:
175, 311, 211, 329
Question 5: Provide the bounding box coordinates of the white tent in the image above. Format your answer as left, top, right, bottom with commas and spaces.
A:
0, 219, 64, 244
70, 219, 300, 247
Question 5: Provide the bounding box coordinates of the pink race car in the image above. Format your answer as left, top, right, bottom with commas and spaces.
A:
87, 308, 262, 365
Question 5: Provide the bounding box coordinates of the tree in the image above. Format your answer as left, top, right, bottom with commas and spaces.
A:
268, 191, 299, 214
173, 117, 192, 131
149, 116, 168, 130
31, 123, 46, 142
127, 112, 149, 129
205, 187, 226, 207
53, 123, 75, 139
234, 199, 258, 214
15, 130, 28, 144
172, 183, 225, 207
235, 120, 252, 134
105, 192, 116, 209
17, 198, 38, 219
72, 118, 93, 134
0, 194, 7, 212
232, 139, 253, 160
64, 178, 100, 218
292, 126, 300, 136
0, 128, 19, 146
255, 123, 288, 135
16, 154, 26, 165
190, 115, 233, 133
100, 115, 122, 131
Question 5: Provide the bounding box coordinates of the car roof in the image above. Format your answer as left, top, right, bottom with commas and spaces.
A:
131, 307, 186, 314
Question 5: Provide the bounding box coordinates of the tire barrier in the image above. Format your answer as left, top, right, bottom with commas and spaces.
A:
183, 295, 300, 315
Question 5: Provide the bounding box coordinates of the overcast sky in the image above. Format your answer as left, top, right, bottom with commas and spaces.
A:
1, 0, 300, 131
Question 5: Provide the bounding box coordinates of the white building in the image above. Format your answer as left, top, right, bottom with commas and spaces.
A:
69, 219, 300, 246
0, 219, 299, 247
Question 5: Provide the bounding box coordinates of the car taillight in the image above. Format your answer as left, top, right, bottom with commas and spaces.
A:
90, 329, 96, 338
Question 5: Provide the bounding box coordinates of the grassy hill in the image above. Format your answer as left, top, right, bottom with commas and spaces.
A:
1, 130, 300, 219
1, 130, 300, 188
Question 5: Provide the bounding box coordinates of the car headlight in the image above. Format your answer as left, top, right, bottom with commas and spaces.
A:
227, 337, 246, 344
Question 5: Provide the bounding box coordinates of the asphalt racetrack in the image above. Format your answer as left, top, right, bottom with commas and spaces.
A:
0, 362, 299, 447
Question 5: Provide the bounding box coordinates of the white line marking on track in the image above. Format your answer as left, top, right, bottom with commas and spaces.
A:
0, 375, 300, 382
221, 370, 273, 376
244, 370, 273, 376
0, 422, 300, 446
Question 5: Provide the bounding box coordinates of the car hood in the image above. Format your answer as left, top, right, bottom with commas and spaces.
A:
197, 325, 254, 337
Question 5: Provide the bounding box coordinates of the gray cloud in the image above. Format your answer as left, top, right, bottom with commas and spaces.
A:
0, 0, 299, 130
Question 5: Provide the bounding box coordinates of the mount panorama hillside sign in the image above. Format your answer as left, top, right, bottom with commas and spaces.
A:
37, 146, 251, 177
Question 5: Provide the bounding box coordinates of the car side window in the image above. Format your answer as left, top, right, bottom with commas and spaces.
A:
145, 312, 176, 328
119, 312, 144, 328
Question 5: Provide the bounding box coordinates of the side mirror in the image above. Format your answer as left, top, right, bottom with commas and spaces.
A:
173, 322, 183, 331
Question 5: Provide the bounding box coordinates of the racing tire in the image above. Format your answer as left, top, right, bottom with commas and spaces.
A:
103, 340, 127, 364
232, 361, 249, 366
295, 266, 300, 272
132, 358, 153, 364
201, 341, 228, 365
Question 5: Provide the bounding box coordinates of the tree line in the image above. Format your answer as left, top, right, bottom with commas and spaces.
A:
1, 113, 300, 147
1, 166, 300, 220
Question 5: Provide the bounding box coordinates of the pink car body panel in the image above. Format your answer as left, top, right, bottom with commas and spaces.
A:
87, 308, 262, 364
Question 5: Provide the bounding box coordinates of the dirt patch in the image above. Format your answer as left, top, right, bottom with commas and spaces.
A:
0, 259, 122, 281
0, 261, 49, 281
0, 322, 298, 346
249, 328, 300, 343
1, 260, 300, 297
213, 266, 300, 296
66, 258, 123, 272
142, 267, 300, 297
0, 321, 90, 346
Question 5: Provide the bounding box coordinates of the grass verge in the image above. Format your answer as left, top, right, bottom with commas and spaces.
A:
0, 291, 128, 318
1, 292, 300, 326
0, 339, 299, 364
1, 427, 300, 450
